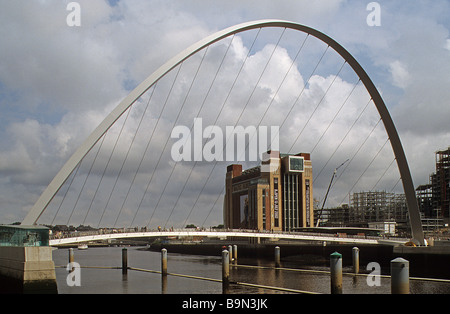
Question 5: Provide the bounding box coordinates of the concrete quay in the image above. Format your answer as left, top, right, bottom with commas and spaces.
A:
0, 246, 57, 294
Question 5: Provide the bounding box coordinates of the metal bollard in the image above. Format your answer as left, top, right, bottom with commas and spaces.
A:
161, 248, 168, 276
69, 248, 74, 264
391, 257, 409, 294
330, 252, 343, 294
122, 248, 128, 275
68, 248, 75, 272
233, 245, 238, 263
222, 250, 230, 293
352, 247, 360, 274
275, 246, 281, 268
228, 245, 233, 263
161, 273, 168, 294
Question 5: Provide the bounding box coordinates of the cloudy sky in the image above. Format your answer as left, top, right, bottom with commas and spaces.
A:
0, 0, 449, 227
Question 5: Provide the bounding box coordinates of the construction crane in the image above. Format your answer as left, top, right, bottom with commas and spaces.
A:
316, 159, 349, 227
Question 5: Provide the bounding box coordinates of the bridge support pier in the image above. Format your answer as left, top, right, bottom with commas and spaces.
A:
0, 246, 57, 294
122, 248, 128, 275
275, 246, 281, 268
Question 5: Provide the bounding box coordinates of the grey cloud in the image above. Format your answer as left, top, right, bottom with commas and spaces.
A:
0, 0, 448, 226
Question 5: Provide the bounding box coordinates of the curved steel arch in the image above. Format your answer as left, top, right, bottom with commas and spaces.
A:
22, 20, 424, 245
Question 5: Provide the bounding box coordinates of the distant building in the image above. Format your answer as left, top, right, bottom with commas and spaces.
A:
315, 205, 349, 228
368, 221, 397, 236
223, 151, 314, 231
316, 191, 410, 236
349, 191, 408, 224
432, 148, 450, 220
416, 147, 450, 224
416, 184, 433, 217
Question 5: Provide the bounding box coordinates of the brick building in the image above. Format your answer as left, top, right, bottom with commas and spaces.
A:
223, 151, 314, 231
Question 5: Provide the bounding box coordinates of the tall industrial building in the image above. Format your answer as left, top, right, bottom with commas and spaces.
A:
417, 147, 450, 222
316, 191, 408, 236
433, 148, 450, 220
349, 191, 408, 223
224, 151, 314, 231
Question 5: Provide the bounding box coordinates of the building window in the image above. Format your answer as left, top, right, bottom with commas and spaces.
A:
274, 178, 279, 228
262, 189, 266, 230
283, 173, 301, 231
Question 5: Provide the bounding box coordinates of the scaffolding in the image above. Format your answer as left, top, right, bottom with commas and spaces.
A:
434, 147, 450, 219
315, 205, 350, 227
349, 191, 408, 224
416, 184, 433, 217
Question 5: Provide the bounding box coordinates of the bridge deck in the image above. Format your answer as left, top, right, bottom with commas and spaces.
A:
49, 230, 405, 246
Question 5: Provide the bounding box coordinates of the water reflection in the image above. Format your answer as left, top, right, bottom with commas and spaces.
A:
52, 247, 450, 294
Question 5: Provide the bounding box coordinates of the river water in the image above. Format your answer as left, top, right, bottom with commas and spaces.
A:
53, 246, 450, 294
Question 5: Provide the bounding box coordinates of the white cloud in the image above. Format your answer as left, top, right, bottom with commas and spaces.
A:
0, 0, 448, 227
389, 60, 410, 89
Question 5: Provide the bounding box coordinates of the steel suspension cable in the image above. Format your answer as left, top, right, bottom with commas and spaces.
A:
109, 87, 164, 227
175, 28, 289, 228
52, 131, 106, 225
129, 63, 184, 228
200, 40, 331, 227
78, 134, 108, 225
84, 109, 131, 227
130, 36, 236, 228
94, 61, 180, 228
371, 157, 397, 191
159, 28, 270, 228
50, 161, 80, 225
135, 48, 209, 229
65, 162, 84, 225
288, 59, 347, 154
95, 106, 133, 227
111, 48, 210, 228
142, 35, 248, 229
390, 177, 402, 193
275, 45, 330, 138
114, 85, 158, 227
251, 33, 310, 130
310, 78, 361, 154
340, 137, 391, 205
144, 34, 249, 228
331, 118, 383, 191
173, 36, 238, 229
313, 97, 373, 184
71, 114, 128, 227
227, 29, 307, 157
198, 33, 312, 227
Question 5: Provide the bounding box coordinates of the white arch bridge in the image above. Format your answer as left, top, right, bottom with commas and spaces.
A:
22, 19, 425, 245
49, 229, 406, 247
